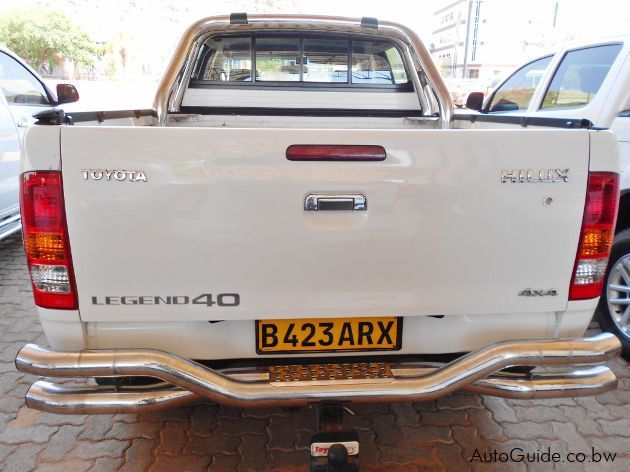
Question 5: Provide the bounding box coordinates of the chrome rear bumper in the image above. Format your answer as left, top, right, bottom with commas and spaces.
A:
15, 333, 621, 414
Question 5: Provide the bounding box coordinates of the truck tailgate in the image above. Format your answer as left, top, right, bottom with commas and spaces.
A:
60, 127, 588, 322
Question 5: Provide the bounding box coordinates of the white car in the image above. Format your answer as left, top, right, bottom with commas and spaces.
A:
0, 46, 79, 240
14, 15, 622, 422
464, 37, 630, 359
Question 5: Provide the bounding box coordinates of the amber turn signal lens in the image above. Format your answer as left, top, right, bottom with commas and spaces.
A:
578, 228, 613, 258
24, 232, 66, 261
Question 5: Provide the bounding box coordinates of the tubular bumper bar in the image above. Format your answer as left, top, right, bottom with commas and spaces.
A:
15, 333, 621, 414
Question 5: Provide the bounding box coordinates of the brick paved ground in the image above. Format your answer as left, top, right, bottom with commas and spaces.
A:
1, 233, 629, 471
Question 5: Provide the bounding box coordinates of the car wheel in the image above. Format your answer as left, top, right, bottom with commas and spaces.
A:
597, 228, 630, 361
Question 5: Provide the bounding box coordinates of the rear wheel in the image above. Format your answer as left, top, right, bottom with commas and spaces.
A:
597, 229, 630, 361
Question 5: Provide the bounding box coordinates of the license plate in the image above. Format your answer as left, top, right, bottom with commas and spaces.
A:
256, 317, 402, 354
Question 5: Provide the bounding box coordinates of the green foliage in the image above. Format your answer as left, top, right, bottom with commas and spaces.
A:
0, 8, 96, 71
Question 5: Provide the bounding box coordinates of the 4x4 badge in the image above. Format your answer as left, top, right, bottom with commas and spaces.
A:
518, 288, 558, 297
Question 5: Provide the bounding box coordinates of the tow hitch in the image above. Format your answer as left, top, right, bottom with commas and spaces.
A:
311, 405, 359, 472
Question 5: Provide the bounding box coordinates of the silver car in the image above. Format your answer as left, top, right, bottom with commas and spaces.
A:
0, 46, 78, 240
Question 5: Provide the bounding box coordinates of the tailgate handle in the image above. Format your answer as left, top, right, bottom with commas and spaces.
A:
304, 194, 366, 211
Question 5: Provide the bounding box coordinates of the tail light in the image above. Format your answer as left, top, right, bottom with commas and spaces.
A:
569, 172, 619, 300
286, 145, 386, 161
20, 171, 77, 309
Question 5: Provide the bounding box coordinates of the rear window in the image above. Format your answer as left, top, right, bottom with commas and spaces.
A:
256, 37, 301, 82
194, 36, 253, 82
541, 44, 622, 110
352, 40, 408, 85
303, 38, 349, 83
190, 35, 410, 88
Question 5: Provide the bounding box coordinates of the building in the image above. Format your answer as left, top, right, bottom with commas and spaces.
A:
430, 0, 561, 84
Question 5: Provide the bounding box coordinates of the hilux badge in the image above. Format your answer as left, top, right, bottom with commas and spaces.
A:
81, 169, 147, 182
501, 169, 569, 183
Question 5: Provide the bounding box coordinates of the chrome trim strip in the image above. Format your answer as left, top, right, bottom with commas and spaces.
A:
153, 15, 453, 127
0, 214, 21, 241
15, 333, 620, 411
0, 212, 21, 226
0, 205, 19, 220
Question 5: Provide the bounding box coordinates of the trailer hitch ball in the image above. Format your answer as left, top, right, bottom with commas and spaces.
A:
328, 444, 349, 468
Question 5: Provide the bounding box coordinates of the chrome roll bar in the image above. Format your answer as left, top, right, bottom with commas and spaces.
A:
153, 15, 453, 127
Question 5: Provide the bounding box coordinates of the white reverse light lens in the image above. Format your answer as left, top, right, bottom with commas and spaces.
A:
29, 264, 71, 293
573, 259, 608, 285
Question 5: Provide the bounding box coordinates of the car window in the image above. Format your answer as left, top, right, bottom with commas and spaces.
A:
352, 40, 408, 85
488, 56, 552, 112
0, 52, 50, 105
191, 35, 409, 88
541, 44, 622, 110
194, 37, 253, 82
303, 38, 348, 83
255, 37, 301, 82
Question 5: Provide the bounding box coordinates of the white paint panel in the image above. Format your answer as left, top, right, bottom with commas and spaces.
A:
58, 127, 592, 323
588, 130, 620, 173
82, 309, 594, 359
167, 114, 436, 130
21, 125, 61, 172
181, 88, 421, 110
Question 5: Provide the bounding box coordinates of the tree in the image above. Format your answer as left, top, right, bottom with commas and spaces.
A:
0, 8, 96, 72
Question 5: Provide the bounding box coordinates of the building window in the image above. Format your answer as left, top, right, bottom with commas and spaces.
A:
471, 1, 481, 62
467, 69, 479, 79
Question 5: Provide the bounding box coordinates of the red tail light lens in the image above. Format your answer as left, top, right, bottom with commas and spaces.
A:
20, 171, 77, 309
569, 172, 619, 300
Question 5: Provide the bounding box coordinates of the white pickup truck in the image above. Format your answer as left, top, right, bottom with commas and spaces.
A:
463, 37, 630, 360
14, 15, 623, 420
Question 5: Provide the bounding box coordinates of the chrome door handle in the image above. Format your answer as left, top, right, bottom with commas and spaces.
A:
304, 194, 366, 211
